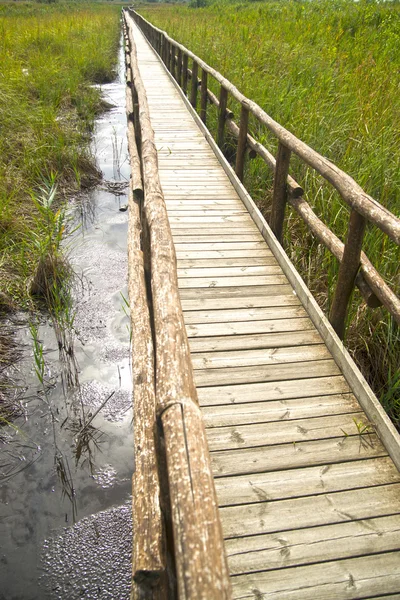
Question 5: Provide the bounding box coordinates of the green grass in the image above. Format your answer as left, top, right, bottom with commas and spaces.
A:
138, 0, 400, 424
0, 2, 121, 311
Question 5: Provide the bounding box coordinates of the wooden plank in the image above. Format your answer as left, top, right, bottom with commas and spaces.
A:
173, 234, 264, 243
191, 344, 329, 369
178, 257, 278, 268
195, 360, 342, 388
174, 242, 267, 251
169, 210, 248, 216
220, 483, 400, 538
226, 514, 400, 575
230, 551, 400, 599
184, 306, 306, 324
203, 393, 360, 428
197, 376, 351, 406
207, 412, 365, 452
181, 294, 301, 311
189, 331, 323, 353
169, 216, 255, 225
214, 456, 400, 506
178, 266, 283, 278
179, 275, 288, 288
211, 433, 386, 477
166, 201, 245, 208
186, 318, 314, 339
180, 284, 293, 299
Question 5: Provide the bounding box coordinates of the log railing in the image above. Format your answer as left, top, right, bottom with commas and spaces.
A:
129, 8, 400, 340
123, 12, 232, 600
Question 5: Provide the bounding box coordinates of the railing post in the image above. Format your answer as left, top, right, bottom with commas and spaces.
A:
170, 44, 176, 79
182, 54, 188, 95
270, 142, 291, 243
235, 102, 250, 182
330, 210, 366, 339
190, 60, 198, 109
177, 48, 183, 87
217, 86, 228, 149
165, 39, 170, 71
160, 35, 165, 64
200, 69, 208, 124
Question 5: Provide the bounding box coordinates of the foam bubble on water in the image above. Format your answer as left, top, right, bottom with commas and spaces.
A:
40, 501, 132, 599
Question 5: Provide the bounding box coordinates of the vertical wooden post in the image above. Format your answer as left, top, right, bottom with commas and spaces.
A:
270, 142, 291, 243
177, 48, 183, 87
235, 102, 250, 182
200, 69, 208, 124
330, 210, 366, 339
170, 44, 176, 79
182, 54, 188, 94
190, 60, 198, 109
166, 39, 171, 71
160, 36, 165, 64
217, 86, 228, 149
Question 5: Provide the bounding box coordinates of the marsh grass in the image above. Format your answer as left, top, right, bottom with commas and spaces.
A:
140, 0, 400, 424
0, 2, 121, 309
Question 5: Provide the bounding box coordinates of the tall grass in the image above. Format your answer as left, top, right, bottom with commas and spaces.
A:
139, 0, 400, 424
0, 2, 121, 310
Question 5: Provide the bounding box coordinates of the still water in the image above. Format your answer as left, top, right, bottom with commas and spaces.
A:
0, 39, 133, 600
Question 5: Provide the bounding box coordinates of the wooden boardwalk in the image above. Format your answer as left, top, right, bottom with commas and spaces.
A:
130, 21, 400, 599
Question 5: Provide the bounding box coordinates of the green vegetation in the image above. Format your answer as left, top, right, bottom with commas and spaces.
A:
139, 0, 400, 423
0, 2, 121, 311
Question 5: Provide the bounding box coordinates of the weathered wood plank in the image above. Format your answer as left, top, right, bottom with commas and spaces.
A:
178, 266, 283, 278
173, 234, 264, 242
174, 242, 267, 250
186, 318, 314, 339
207, 412, 365, 451
226, 514, 400, 575
220, 483, 400, 538
191, 344, 329, 369
179, 275, 289, 288
194, 359, 341, 387
215, 456, 400, 506
203, 393, 360, 428
212, 434, 386, 477
197, 376, 351, 405
184, 306, 306, 324
178, 257, 278, 268
189, 330, 323, 352
230, 551, 400, 599
181, 294, 300, 311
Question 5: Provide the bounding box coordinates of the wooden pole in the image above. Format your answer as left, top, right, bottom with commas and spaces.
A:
329, 210, 367, 339
170, 44, 176, 80
125, 13, 232, 599
190, 60, 198, 109
177, 47, 183, 87
200, 69, 208, 124
235, 102, 249, 182
217, 86, 228, 149
182, 53, 188, 95
270, 142, 291, 243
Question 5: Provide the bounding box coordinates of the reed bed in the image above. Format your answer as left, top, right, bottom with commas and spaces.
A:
139, 0, 400, 425
0, 2, 121, 311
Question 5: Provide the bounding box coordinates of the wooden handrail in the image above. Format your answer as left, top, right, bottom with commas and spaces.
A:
124, 12, 232, 599
129, 8, 400, 336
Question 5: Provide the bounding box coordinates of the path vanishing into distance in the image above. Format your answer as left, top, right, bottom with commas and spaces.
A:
125, 12, 400, 600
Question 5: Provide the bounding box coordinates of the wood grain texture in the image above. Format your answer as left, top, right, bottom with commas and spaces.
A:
215, 456, 400, 506
126, 14, 232, 598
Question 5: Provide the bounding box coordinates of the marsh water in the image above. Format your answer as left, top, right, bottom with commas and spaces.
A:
0, 41, 133, 599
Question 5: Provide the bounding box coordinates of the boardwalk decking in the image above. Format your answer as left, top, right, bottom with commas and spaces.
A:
130, 21, 400, 599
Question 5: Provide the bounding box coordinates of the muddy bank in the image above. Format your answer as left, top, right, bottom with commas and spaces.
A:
0, 40, 133, 600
